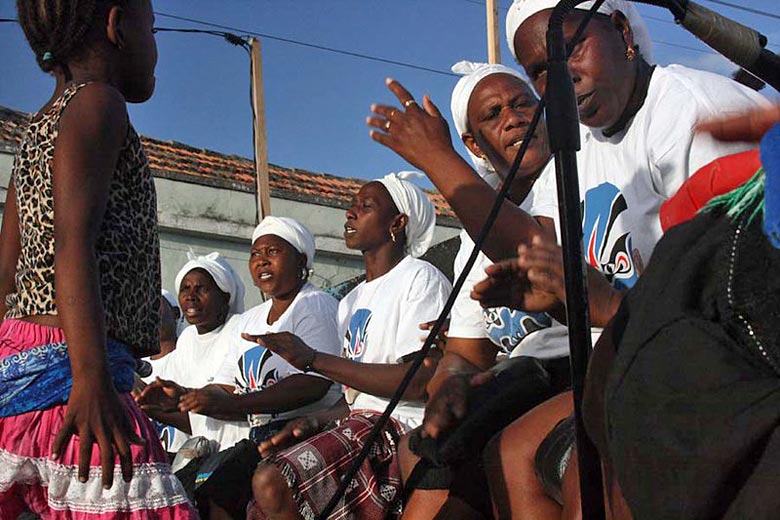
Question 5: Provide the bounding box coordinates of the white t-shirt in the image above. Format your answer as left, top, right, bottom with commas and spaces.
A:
339, 256, 452, 432
212, 283, 343, 427
529, 64, 769, 289
159, 314, 251, 450
450, 203, 570, 360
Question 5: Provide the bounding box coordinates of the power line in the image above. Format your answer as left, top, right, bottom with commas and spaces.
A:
154, 11, 457, 78
701, 0, 780, 21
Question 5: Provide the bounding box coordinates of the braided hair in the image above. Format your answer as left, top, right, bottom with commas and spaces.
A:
16, 0, 116, 73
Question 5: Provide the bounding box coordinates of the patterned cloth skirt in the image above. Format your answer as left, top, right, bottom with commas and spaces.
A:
249, 410, 403, 520
0, 318, 197, 519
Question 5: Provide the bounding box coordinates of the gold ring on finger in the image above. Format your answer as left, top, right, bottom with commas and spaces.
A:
385, 120, 392, 131
404, 99, 417, 108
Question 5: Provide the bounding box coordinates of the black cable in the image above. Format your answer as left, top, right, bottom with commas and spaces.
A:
314, 5, 607, 517
154, 11, 458, 78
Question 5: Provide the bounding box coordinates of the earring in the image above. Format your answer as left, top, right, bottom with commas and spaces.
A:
625, 46, 636, 62
390, 229, 397, 243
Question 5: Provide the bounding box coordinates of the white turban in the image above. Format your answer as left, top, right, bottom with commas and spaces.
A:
450, 60, 532, 185
251, 216, 316, 269
506, 0, 654, 64
377, 171, 436, 258
161, 289, 178, 310
174, 251, 246, 314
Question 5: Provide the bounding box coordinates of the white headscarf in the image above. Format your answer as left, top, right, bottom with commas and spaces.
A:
161, 289, 178, 310
174, 251, 246, 314
450, 60, 532, 185
376, 171, 436, 258
506, 0, 654, 64
251, 216, 316, 269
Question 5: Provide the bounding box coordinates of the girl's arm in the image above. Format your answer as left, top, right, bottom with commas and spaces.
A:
0, 181, 21, 317
50, 83, 142, 490
177, 376, 333, 421
243, 332, 437, 401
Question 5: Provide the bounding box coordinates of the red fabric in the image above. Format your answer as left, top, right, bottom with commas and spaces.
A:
660, 150, 762, 231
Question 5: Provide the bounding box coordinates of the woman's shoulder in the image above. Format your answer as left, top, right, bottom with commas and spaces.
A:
399, 257, 452, 290
649, 64, 768, 114
295, 283, 339, 311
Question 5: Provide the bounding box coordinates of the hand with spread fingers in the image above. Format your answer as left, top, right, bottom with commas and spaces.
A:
422, 370, 494, 439
135, 377, 188, 413
52, 376, 144, 489
242, 331, 315, 372
367, 78, 458, 173
470, 251, 560, 314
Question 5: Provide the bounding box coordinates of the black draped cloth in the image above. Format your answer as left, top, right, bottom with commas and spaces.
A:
604, 204, 780, 519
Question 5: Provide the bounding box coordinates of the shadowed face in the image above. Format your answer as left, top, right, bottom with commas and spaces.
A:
178, 268, 229, 333
114, 0, 158, 102
513, 9, 637, 130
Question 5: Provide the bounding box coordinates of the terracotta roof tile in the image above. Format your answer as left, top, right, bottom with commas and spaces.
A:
0, 105, 455, 220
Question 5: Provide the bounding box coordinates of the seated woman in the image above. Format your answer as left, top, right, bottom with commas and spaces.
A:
141, 218, 344, 519
137, 252, 250, 451
397, 60, 574, 520
245, 172, 452, 519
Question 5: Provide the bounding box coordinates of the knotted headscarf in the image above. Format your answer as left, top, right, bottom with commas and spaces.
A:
251, 216, 316, 269
450, 60, 532, 185
174, 251, 246, 314
377, 171, 436, 258
506, 0, 654, 64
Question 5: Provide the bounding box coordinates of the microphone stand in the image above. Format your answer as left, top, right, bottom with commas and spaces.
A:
545, 1, 606, 518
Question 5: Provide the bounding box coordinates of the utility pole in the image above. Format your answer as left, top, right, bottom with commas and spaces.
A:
250, 37, 271, 222
486, 0, 501, 64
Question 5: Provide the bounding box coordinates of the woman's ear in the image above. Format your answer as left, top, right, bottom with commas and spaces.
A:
462, 131, 487, 160
391, 213, 409, 239
611, 11, 635, 51
106, 5, 125, 49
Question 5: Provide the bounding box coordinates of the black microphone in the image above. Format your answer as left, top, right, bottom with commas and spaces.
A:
638, 0, 780, 92
136, 359, 154, 378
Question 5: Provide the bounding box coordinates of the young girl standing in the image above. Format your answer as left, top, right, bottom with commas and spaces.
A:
0, 1, 195, 517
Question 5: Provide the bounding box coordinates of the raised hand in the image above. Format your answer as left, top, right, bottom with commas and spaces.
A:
367, 78, 458, 173
241, 332, 315, 371
52, 376, 144, 489
471, 253, 561, 313
135, 377, 187, 413
257, 416, 322, 458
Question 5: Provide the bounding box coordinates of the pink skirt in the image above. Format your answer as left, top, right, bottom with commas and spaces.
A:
0, 319, 197, 519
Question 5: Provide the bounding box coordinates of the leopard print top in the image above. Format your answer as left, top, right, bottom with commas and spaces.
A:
5, 83, 161, 358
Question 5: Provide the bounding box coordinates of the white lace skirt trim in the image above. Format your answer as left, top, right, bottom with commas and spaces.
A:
0, 448, 191, 513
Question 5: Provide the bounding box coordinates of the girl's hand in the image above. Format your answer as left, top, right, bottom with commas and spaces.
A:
52, 375, 144, 489
257, 417, 322, 458
241, 332, 315, 371
178, 385, 231, 415
135, 377, 186, 413
367, 78, 458, 172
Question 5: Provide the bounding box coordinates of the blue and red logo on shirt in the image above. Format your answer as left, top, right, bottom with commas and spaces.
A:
582, 183, 638, 290
345, 309, 372, 361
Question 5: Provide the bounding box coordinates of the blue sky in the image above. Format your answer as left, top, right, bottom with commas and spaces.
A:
1, 1, 778, 188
